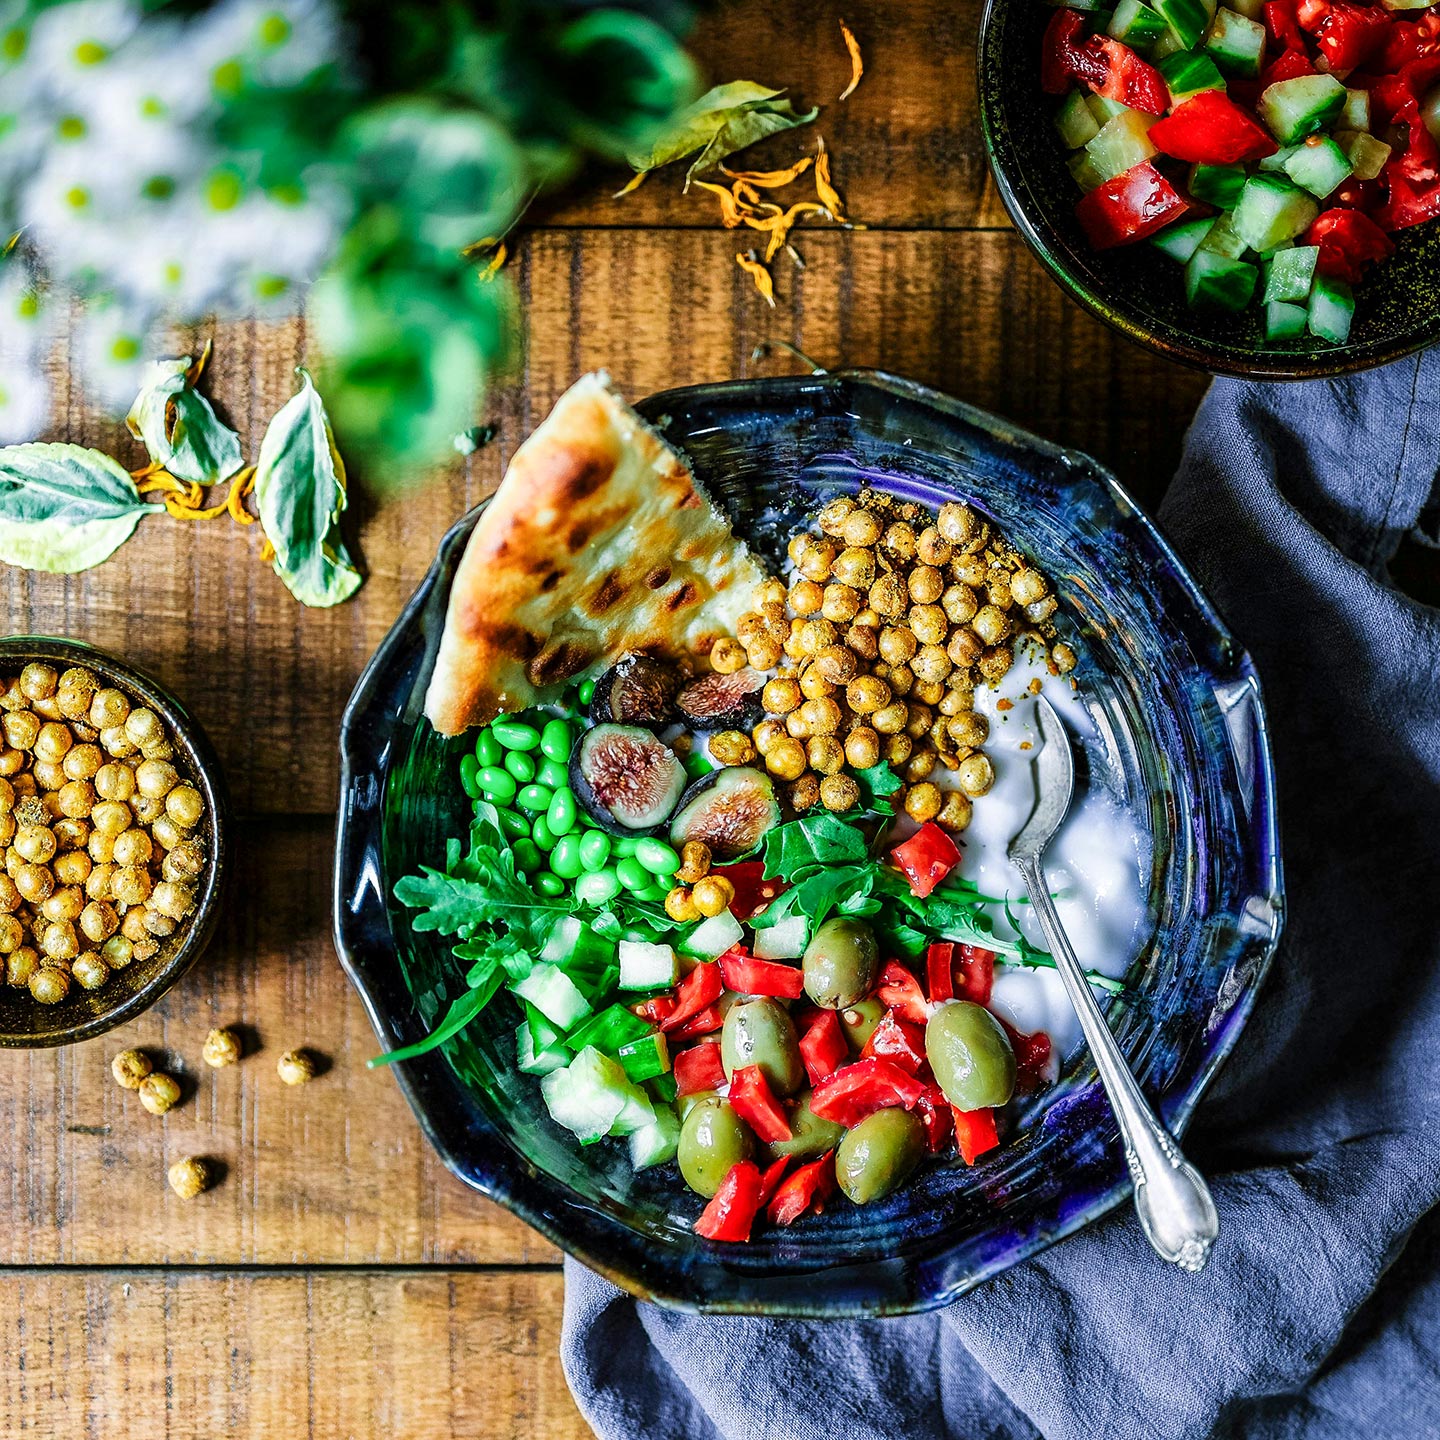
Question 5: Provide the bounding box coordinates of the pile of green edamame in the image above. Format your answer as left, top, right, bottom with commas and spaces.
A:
457, 684, 685, 906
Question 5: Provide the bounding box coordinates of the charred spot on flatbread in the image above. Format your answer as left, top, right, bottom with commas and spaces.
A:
528, 638, 597, 687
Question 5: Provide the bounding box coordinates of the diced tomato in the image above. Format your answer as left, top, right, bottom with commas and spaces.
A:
670, 1002, 725, 1039
1260, 46, 1317, 87
1264, 0, 1305, 51
859, 1011, 928, 1076
799, 1009, 849, 1086
717, 862, 788, 921
955, 944, 996, 1006
890, 821, 961, 898
766, 1151, 838, 1226
758, 1155, 790, 1206
914, 1085, 955, 1154
1331, 176, 1383, 213
1304, 207, 1396, 281
1088, 37, 1170, 115
810, 1058, 928, 1126
925, 942, 955, 1003
673, 1041, 726, 1096
694, 1160, 765, 1242
1374, 159, 1440, 232
658, 961, 722, 1033
1313, 2, 1394, 73
719, 947, 806, 1000
876, 959, 931, 1026
631, 994, 676, 1027
1041, 8, 1090, 95
1297, 0, 1331, 30
953, 1107, 1001, 1165
728, 1064, 793, 1144
1075, 162, 1190, 250
999, 1019, 1054, 1095
1149, 92, 1279, 165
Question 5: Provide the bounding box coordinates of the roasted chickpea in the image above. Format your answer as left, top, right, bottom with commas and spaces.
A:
99, 724, 138, 758
1010, 567, 1049, 607
871, 700, 909, 735
41, 921, 78, 962
32, 759, 66, 792
676, 841, 712, 886
788, 773, 822, 811
755, 577, 788, 609
152, 880, 197, 923
877, 626, 917, 666
29, 966, 70, 1004
904, 750, 937, 783
952, 552, 987, 587
831, 547, 875, 590
143, 909, 176, 937
0, 750, 21, 777
123, 707, 163, 750
41, 886, 82, 923
868, 573, 908, 619
709, 638, 747, 675
884, 733, 914, 765
745, 639, 783, 671
79, 900, 119, 943
854, 607, 881, 628
797, 619, 837, 657
33, 722, 72, 765
820, 773, 861, 812
56, 779, 94, 819
885, 663, 914, 697
938, 687, 968, 717
0, 877, 16, 920
764, 736, 807, 782
87, 686, 129, 729
986, 572, 1014, 611
947, 711, 989, 748
2, 712, 40, 751
936, 789, 973, 833
814, 646, 858, 686
816, 497, 856, 536
787, 533, 812, 568
947, 628, 984, 668
846, 675, 892, 715
168, 1157, 210, 1199
977, 645, 1014, 684
139, 1071, 182, 1114
941, 583, 979, 626
14, 824, 57, 864
90, 799, 129, 836
161, 843, 204, 884
151, 815, 185, 851
915, 526, 951, 567
1052, 642, 1077, 674
665, 886, 702, 923
797, 538, 837, 583
904, 782, 943, 823
821, 583, 861, 623
798, 667, 834, 703
0, 915, 21, 953
72, 952, 109, 990
692, 874, 735, 919
87, 831, 116, 865
60, 743, 101, 783
905, 703, 935, 739
958, 753, 995, 797
101, 934, 133, 969
883, 522, 917, 563
131, 795, 165, 826
736, 611, 769, 650
112, 866, 153, 907
710, 731, 756, 766
788, 579, 823, 615
972, 605, 1011, 647
913, 679, 945, 708
799, 697, 843, 736
1027, 595, 1060, 625
120, 907, 150, 944
908, 604, 948, 647
6, 946, 38, 988
843, 623, 879, 660
762, 677, 802, 716
56, 667, 99, 718
19, 663, 58, 702
838, 509, 881, 548
85, 863, 115, 900
936, 502, 980, 545
806, 734, 845, 776
753, 719, 787, 756
844, 726, 881, 770
912, 644, 953, 685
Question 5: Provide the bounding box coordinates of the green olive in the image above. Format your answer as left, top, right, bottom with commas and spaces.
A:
839, 996, 886, 1053
720, 997, 804, 1096
835, 1108, 926, 1204
676, 1084, 718, 1122
764, 1089, 846, 1161
677, 1097, 754, 1198
802, 917, 880, 1010
925, 1000, 1017, 1110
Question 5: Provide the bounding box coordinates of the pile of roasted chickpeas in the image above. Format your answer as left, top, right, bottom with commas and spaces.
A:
708, 491, 1075, 827
0, 662, 207, 1006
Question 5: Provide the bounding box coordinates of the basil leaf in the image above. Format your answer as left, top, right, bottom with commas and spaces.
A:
0, 443, 162, 573
625, 81, 819, 188
125, 356, 243, 486
254, 369, 363, 608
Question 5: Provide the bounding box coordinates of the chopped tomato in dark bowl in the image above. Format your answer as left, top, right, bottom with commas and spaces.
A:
979, 0, 1440, 377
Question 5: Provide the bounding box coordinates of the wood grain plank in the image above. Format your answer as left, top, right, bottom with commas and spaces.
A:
0, 820, 555, 1266
0, 1268, 589, 1440
19, 230, 1207, 817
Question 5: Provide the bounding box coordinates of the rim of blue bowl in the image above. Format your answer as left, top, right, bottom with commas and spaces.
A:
332, 368, 1284, 1315
975, 0, 1440, 381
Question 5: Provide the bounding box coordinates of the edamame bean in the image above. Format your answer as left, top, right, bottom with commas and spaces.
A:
493, 720, 541, 752
634, 837, 681, 876
503, 751, 536, 784
682, 750, 715, 781
459, 755, 483, 800
639, 884, 671, 904
547, 788, 577, 836
531, 817, 558, 852
535, 873, 566, 898
577, 679, 596, 706
540, 719, 574, 763
513, 838, 543, 875
616, 857, 651, 892
474, 730, 502, 768
478, 767, 517, 803
614, 836, 640, 858
537, 759, 569, 790
575, 868, 622, 906
494, 807, 529, 840
578, 832, 613, 871
516, 783, 553, 815
550, 834, 585, 880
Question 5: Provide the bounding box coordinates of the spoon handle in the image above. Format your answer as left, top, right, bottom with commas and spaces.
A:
1014, 856, 1219, 1273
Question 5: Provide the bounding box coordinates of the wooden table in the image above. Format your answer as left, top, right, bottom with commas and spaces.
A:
7, 2, 1209, 1433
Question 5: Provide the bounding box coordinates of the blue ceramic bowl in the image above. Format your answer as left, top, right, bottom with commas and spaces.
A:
333, 369, 1283, 1316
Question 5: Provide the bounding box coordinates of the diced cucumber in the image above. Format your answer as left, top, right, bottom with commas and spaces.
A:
1158, 49, 1227, 102
1264, 300, 1309, 340
1048, 0, 1107, 9
618, 939, 679, 990
541, 1046, 652, 1144
1185, 251, 1259, 310
753, 913, 809, 960
1151, 215, 1217, 262
1263, 244, 1319, 302
517, 1021, 572, 1076
1421, 83, 1440, 146
1380, 0, 1438, 9
1258, 74, 1346, 144
1227, 0, 1266, 19
615, 1031, 670, 1084
525, 1001, 569, 1053
1204, 7, 1266, 77
566, 1001, 652, 1053
1335, 131, 1393, 180
1308, 274, 1355, 344
1154, 0, 1211, 47
1231, 173, 1320, 252
1086, 108, 1159, 181
1341, 88, 1371, 132
1056, 89, 1102, 149
511, 962, 591, 1031
1283, 136, 1353, 198
1190, 162, 1249, 208
1086, 95, 1133, 125
1151, 27, 1187, 58
1068, 150, 1106, 192
540, 916, 585, 964
679, 910, 744, 960
1259, 143, 1300, 172
628, 1105, 681, 1170
1108, 0, 1168, 49
1199, 212, 1250, 258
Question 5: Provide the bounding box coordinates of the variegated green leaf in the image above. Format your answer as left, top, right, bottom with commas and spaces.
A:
0, 443, 162, 573
125, 355, 244, 486
254, 369, 363, 608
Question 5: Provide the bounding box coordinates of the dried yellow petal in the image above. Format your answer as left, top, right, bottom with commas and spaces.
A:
694, 179, 756, 228
735, 252, 776, 309
227, 467, 257, 526
719, 156, 814, 189
838, 19, 864, 101
479, 240, 509, 282
815, 138, 846, 223
613, 170, 648, 199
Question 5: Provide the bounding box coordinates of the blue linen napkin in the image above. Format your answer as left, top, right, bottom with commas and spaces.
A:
561, 349, 1440, 1440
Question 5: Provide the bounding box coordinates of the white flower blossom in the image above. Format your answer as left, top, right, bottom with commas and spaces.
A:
24, 0, 142, 106
75, 300, 154, 409
0, 363, 50, 444
188, 0, 341, 97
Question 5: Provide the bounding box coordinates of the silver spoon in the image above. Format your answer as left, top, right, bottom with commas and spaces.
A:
1008, 696, 1219, 1272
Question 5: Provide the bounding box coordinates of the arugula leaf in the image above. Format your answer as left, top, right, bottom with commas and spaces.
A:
254, 368, 363, 608
761, 812, 870, 879
852, 762, 901, 816
125, 354, 243, 485
0, 443, 163, 573
367, 975, 504, 1068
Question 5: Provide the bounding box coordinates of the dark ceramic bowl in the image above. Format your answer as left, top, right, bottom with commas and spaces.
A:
0, 637, 229, 1047
333, 370, 1283, 1316
977, 0, 1440, 378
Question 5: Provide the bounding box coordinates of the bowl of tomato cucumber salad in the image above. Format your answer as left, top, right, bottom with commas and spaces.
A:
979, 0, 1440, 375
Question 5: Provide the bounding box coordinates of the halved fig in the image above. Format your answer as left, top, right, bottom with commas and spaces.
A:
587, 653, 679, 728
675, 669, 765, 732
668, 767, 782, 860
570, 724, 687, 837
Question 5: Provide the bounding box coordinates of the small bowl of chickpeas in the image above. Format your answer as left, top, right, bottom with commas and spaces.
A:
0, 638, 229, 1047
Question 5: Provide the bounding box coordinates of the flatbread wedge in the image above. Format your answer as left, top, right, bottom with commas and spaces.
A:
425, 372, 767, 734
